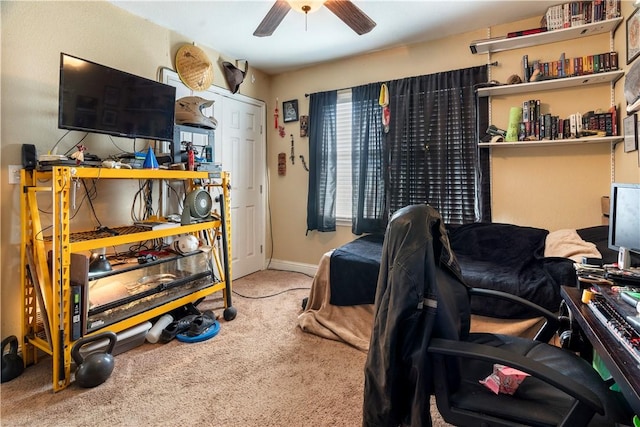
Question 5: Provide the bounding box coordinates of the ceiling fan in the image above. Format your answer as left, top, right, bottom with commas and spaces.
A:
254, 0, 376, 37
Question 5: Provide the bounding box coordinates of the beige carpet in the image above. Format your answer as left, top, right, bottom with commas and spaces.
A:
0, 269, 451, 426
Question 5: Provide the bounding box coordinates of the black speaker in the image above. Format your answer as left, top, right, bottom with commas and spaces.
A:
21, 144, 36, 170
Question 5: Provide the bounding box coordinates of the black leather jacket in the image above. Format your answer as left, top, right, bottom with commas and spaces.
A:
362, 204, 463, 427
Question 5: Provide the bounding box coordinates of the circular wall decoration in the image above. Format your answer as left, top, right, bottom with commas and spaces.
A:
175, 44, 213, 91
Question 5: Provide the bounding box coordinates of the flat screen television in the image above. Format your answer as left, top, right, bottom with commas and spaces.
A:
608, 182, 640, 254
58, 53, 176, 142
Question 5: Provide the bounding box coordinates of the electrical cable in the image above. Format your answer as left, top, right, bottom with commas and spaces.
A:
130, 179, 156, 222
232, 286, 310, 299
107, 135, 130, 156
81, 179, 103, 228
62, 133, 90, 157
265, 158, 274, 270
231, 270, 313, 299
47, 130, 73, 155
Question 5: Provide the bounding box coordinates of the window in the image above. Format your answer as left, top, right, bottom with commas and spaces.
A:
335, 90, 353, 221
306, 66, 490, 235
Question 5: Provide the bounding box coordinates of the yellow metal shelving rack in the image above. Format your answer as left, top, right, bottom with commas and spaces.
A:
20, 166, 234, 391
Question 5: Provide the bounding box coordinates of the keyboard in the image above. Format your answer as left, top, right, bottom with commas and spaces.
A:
587, 295, 640, 365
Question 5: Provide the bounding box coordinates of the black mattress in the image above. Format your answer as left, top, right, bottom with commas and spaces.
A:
328, 224, 612, 319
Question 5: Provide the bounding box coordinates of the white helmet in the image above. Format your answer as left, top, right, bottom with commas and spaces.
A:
172, 234, 200, 254
175, 96, 218, 129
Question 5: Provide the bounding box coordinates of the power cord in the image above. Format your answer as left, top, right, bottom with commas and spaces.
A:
231, 270, 313, 299
233, 287, 310, 299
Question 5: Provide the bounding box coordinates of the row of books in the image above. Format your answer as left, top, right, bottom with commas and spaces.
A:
522, 51, 618, 83
542, 0, 621, 31
518, 99, 617, 141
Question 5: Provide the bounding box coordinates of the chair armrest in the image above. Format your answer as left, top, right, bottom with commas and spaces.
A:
428, 337, 604, 415
469, 287, 559, 342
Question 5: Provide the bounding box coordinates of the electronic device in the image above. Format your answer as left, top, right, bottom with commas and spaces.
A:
587, 294, 640, 365
619, 247, 631, 270
21, 144, 37, 170
605, 268, 640, 286
608, 182, 640, 266
181, 188, 213, 225
58, 53, 176, 142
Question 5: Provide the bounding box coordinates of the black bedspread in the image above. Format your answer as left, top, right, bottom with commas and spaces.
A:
329, 234, 384, 306
447, 223, 575, 319
327, 223, 590, 318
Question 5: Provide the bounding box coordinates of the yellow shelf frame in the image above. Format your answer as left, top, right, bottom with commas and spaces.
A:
20, 166, 232, 391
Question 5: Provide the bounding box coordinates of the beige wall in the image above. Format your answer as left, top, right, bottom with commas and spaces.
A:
2, 1, 639, 341
268, 7, 640, 267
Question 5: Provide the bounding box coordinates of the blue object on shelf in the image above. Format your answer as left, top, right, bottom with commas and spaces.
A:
143, 147, 159, 169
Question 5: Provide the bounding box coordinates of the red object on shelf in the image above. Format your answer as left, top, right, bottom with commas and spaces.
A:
507, 27, 547, 38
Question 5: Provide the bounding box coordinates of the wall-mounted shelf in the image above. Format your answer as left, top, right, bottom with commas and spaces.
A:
477, 70, 624, 97
478, 135, 622, 148
470, 17, 623, 54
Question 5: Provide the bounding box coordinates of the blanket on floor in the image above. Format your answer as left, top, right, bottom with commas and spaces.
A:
299, 252, 544, 352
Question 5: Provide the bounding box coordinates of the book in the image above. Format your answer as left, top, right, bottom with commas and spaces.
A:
507, 27, 547, 38
134, 220, 180, 230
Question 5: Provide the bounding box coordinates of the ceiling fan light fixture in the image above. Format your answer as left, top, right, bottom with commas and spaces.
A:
287, 0, 325, 14
254, 0, 376, 37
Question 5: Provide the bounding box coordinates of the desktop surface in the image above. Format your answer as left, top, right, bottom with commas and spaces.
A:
561, 286, 640, 415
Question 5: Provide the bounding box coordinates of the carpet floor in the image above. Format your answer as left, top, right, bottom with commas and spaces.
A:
0, 269, 451, 426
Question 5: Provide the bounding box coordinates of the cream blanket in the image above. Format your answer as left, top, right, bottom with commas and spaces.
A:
544, 229, 601, 262
298, 251, 544, 352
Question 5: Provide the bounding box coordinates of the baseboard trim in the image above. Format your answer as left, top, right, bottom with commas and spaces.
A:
266, 259, 318, 277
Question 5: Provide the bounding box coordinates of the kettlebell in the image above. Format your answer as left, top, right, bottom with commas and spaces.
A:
1, 335, 24, 383
71, 331, 117, 388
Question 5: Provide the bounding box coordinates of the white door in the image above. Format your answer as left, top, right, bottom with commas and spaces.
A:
219, 97, 264, 278
161, 69, 266, 280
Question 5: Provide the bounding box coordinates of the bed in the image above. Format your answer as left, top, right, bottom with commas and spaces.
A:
298, 223, 615, 352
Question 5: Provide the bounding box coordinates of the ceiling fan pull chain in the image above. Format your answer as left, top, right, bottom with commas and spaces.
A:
303, 5, 310, 31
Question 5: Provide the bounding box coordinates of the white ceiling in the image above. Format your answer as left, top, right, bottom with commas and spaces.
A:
110, 0, 559, 75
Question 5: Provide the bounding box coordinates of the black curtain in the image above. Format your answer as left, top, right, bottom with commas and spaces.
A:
386, 65, 489, 224
306, 90, 338, 232
351, 83, 386, 234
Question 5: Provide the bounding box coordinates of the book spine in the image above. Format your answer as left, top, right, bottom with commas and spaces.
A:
544, 114, 552, 139
610, 51, 618, 70
609, 105, 618, 136
605, 112, 613, 136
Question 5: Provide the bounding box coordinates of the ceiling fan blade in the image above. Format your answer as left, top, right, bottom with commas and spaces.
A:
324, 0, 376, 35
253, 1, 292, 37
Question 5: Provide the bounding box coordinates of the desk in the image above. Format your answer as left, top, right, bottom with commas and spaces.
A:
561, 286, 640, 415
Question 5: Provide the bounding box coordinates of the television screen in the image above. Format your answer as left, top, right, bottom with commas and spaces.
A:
58, 53, 176, 142
608, 183, 640, 253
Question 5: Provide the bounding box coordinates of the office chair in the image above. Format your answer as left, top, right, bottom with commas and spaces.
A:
363, 204, 631, 427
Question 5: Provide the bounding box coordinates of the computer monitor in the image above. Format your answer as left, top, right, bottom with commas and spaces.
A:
608, 183, 640, 257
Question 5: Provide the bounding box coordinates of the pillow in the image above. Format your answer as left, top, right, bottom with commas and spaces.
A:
545, 229, 601, 263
